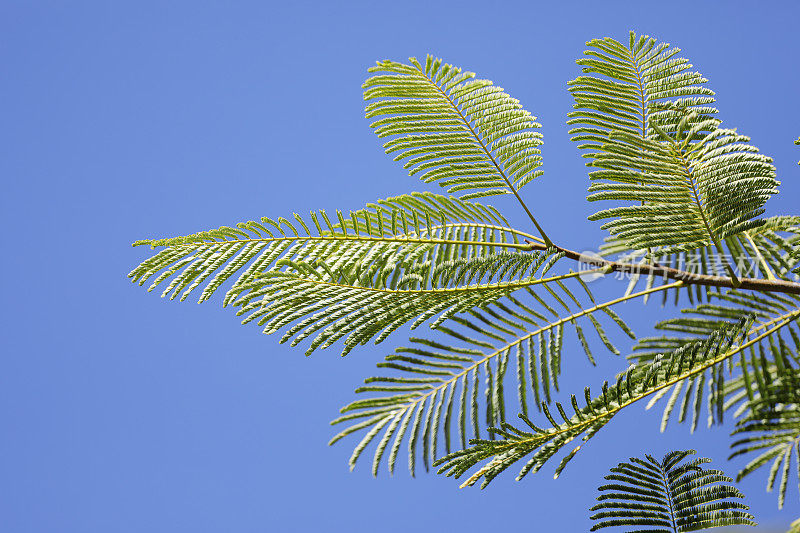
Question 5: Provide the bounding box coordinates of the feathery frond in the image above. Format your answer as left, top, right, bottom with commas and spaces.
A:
569, 31, 778, 262
589, 449, 755, 531
730, 363, 800, 509
129, 193, 543, 355
632, 291, 800, 431
330, 270, 642, 476
126, 31, 800, 516
435, 318, 768, 488
364, 57, 543, 201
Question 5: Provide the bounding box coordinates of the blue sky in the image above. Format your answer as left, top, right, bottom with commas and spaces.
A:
2, 1, 799, 531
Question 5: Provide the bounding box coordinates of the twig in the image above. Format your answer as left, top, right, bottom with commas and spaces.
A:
526, 241, 800, 295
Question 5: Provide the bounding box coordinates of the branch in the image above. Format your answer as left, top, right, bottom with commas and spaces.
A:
526, 242, 800, 295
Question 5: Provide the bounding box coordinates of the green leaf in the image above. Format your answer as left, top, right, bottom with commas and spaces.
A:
364, 56, 543, 199
632, 291, 800, 430
233, 250, 568, 356
129, 193, 540, 355
435, 317, 769, 488
330, 270, 639, 476
590, 449, 755, 531
569, 31, 778, 257
730, 363, 800, 510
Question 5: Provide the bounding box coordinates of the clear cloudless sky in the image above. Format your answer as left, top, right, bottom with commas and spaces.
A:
2, 1, 799, 532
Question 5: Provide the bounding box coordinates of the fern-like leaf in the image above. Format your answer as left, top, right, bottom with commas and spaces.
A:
129, 193, 542, 355
331, 268, 640, 476
435, 318, 770, 488
632, 291, 800, 431
730, 364, 800, 509
589, 449, 755, 531
569, 31, 778, 260
364, 56, 543, 200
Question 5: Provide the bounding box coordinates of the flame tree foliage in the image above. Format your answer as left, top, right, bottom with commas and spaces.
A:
590, 450, 755, 531
129, 32, 800, 530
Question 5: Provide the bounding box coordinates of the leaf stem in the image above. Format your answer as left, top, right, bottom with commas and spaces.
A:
743, 230, 777, 281
136, 223, 541, 250
265, 267, 602, 296
656, 458, 680, 533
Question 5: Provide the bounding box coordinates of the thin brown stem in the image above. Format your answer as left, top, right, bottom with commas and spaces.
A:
526, 241, 800, 295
